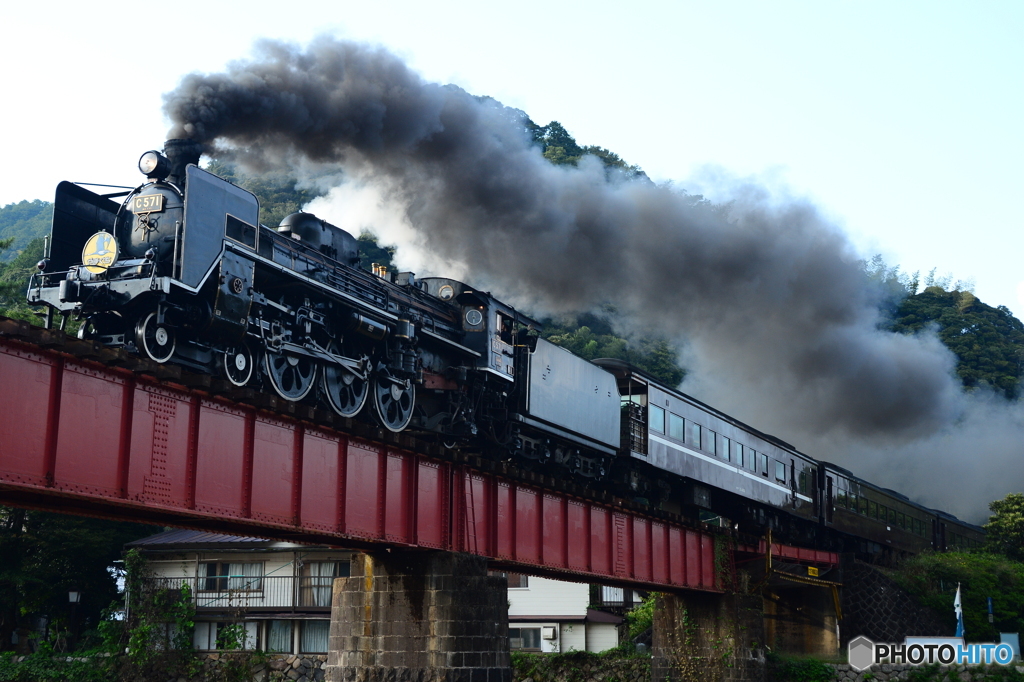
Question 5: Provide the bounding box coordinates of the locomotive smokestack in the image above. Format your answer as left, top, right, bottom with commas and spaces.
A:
164, 138, 203, 188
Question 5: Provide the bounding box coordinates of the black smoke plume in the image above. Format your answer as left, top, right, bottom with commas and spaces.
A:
166, 37, 1015, 519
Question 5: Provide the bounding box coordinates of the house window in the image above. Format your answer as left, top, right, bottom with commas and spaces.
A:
200, 562, 263, 591
300, 620, 330, 654
509, 627, 541, 650
505, 573, 529, 588
300, 561, 348, 607
194, 621, 258, 650
266, 620, 292, 653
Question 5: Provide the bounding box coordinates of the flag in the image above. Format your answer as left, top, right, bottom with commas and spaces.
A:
954, 583, 964, 638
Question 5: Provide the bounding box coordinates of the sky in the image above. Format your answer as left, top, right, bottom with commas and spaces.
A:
2, 1, 1022, 318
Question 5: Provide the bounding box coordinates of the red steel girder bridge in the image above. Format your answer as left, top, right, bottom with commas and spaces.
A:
0, 318, 837, 592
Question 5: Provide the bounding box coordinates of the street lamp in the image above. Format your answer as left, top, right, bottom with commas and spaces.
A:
67, 588, 81, 652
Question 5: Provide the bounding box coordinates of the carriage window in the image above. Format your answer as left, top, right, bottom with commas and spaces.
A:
760, 453, 768, 476
734, 443, 744, 468
721, 437, 731, 461
649, 405, 665, 433
774, 461, 785, 482
706, 430, 717, 456
690, 423, 702, 449
860, 497, 870, 516
747, 449, 757, 471
798, 471, 809, 495
669, 413, 685, 441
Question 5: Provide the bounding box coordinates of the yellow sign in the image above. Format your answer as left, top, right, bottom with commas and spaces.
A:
82, 232, 118, 274
808, 566, 819, 577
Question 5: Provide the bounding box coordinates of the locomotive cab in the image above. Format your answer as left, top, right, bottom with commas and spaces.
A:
419, 277, 530, 380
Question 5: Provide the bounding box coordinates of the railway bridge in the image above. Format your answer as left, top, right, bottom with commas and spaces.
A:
0, 317, 839, 682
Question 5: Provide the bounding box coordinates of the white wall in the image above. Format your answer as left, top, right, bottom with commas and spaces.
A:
507, 576, 589, 618
585, 623, 619, 653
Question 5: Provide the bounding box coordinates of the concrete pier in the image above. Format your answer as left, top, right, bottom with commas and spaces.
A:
325, 550, 510, 682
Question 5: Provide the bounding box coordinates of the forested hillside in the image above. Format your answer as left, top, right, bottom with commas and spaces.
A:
0, 200, 50, 262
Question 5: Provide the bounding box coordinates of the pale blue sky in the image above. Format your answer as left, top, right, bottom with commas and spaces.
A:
3, 1, 1021, 315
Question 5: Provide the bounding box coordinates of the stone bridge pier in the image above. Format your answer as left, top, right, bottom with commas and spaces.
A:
652, 591, 768, 682
324, 550, 510, 682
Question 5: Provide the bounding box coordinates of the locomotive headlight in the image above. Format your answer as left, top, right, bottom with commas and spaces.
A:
138, 150, 170, 180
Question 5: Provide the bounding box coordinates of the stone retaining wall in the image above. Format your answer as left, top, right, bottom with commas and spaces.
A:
511, 653, 650, 682
194, 653, 327, 682
781, 662, 1024, 682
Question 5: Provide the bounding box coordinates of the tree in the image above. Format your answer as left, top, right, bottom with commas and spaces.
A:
889, 286, 1024, 398
984, 493, 1024, 561
0, 506, 156, 652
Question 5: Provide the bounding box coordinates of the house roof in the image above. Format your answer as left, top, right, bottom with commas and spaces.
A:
125, 528, 326, 551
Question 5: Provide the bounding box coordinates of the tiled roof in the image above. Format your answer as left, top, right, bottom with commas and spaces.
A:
126, 529, 286, 548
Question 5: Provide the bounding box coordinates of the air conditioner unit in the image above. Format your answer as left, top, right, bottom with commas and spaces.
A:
542, 626, 557, 640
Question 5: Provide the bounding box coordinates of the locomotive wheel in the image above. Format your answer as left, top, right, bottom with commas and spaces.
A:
223, 341, 255, 387
135, 312, 176, 363
264, 349, 317, 401
321, 345, 369, 418
372, 372, 415, 432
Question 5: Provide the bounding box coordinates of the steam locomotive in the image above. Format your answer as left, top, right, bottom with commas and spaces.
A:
27, 140, 616, 478
27, 140, 983, 558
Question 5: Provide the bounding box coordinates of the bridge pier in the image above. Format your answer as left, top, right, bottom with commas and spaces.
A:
652, 591, 766, 682
325, 550, 510, 682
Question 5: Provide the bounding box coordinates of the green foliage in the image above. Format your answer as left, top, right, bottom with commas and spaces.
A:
888, 285, 1024, 398
0, 237, 46, 323
0, 200, 51, 263
891, 551, 1024, 641
0, 641, 115, 682
511, 648, 650, 682
624, 593, 656, 639
204, 159, 324, 228
985, 493, 1024, 561
525, 120, 646, 180
765, 652, 834, 682
357, 231, 396, 272
905, 662, 1024, 681
0, 507, 155, 654
541, 313, 685, 386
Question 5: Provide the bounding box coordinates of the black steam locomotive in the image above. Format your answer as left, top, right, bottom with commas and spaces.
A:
28, 140, 983, 558
27, 140, 617, 477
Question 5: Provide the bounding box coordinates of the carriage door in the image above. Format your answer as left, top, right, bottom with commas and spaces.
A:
825, 475, 834, 524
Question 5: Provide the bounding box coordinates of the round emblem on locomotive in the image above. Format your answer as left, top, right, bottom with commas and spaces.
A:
82, 232, 119, 274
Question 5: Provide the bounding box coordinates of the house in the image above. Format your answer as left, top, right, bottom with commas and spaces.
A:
501, 572, 625, 653
126, 530, 352, 655
128, 530, 628, 655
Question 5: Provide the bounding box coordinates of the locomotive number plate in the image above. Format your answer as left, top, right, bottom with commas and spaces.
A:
131, 194, 165, 214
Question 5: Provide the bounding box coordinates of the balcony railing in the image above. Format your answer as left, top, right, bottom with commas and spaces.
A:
141, 576, 335, 612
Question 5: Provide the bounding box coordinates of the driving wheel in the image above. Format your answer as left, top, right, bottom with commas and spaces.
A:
321, 344, 369, 418
372, 371, 415, 432
223, 341, 255, 387
135, 311, 175, 363
264, 348, 317, 401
